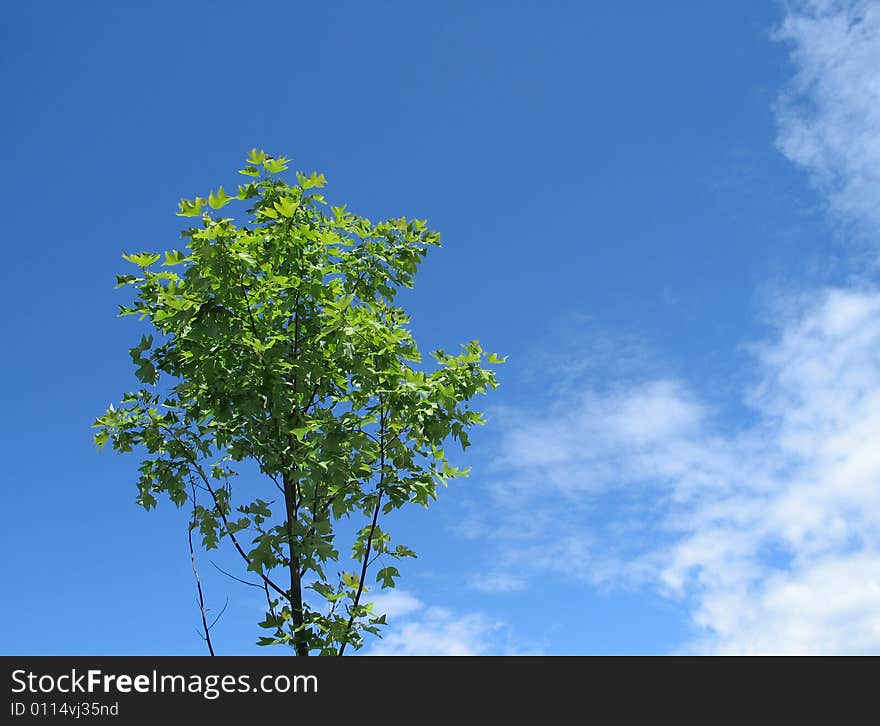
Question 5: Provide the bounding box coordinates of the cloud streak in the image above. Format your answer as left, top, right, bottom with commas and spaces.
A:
365, 591, 503, 655
481, 285, 880, 652
776, 0, 880, 233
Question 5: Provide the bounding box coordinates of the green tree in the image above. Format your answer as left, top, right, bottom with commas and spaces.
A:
94, 150, 503, 655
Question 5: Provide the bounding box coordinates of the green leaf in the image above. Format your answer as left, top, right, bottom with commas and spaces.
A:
129, 334, 153, 357
208, 186, 233, 209
176, 197, 205, 217
114, 274, 138, 288
247, 148, 267, 165
375, 566, 400, 589
93, 428, 110, 450
263, 156, 289, 174
290, 426, 310, 442
122, 252, 161, 268
134, 358, 157, 384
297, 171, 327, 190
257, 636, 284, 646
394, 544, 417, 559
162, 249, 188, 266
237, 183, 258, 199
274, 197, 298, 218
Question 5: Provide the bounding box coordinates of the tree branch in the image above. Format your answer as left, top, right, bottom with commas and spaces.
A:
338, 492, 382, 656
210, 560, 262, 589
188, 483, 215, 656
338, 402, 386, 656
162, 425, 289, 601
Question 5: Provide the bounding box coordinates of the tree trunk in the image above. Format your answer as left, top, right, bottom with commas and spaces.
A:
283, 472, 309, 656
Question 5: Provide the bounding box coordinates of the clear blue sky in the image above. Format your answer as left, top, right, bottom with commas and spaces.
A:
4, 1, 879, 655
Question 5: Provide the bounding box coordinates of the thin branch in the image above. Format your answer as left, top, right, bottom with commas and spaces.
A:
303, 382, 320, 416
208, 597, 230, 630
339, 402, 386, 656
338, 493, 382, 656
263, 580, 279, 621
188, 483, 216, 656
209, 560, 263, 589
266, 470, 284, 494
162, 424, 289, 602
199, 473, 289, 601
239, 280, 261, 340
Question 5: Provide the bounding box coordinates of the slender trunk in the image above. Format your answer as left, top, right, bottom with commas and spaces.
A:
283, 472, 309, 656
188, 521, 216, 656
338, 492, 382, 656
338, 405, 386, 656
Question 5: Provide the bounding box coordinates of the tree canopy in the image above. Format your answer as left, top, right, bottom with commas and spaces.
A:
94, 150, 503, 654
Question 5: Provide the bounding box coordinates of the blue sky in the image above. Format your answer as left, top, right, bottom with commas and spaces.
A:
3, 0, 880, 655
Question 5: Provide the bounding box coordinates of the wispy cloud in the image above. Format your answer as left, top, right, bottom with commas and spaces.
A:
479, 286, 880, 652
776, 0, 880, 234
470, 571, 527, 594
365, 589, 424, 619
365, 591, 503, 655
674, 286, 880, 652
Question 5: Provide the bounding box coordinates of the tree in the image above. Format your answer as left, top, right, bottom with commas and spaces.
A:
94, 150, 503, 655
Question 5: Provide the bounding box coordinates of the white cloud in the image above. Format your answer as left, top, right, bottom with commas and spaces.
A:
360, 589, 504, 655
775, 0, 880, 232
367, 600, 502, 655
470, 571, 527, 594
480, 285, 880, 653
691, 552, 880, 654
365, 589, 424, 619
499, 378, 706, 489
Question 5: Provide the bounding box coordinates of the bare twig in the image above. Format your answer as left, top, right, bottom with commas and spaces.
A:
208, 597, 229, 630
161, 424, 290, 602
209, 560, 262, 589
188, 483, 216, 656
